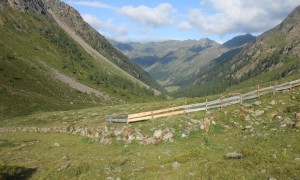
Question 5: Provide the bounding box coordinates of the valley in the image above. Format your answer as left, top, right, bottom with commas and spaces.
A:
0, 0, 300, 179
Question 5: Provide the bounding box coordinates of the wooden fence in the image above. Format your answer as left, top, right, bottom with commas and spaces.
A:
106, 79, 300, 123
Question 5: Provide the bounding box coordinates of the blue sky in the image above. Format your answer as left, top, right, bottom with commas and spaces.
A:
63, 0, 299, 43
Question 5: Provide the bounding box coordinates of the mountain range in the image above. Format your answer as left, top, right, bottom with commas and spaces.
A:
0, 0, 163, 118
111, 7, 300, 97
110, 34, 256, 91
1, 0, 299, 118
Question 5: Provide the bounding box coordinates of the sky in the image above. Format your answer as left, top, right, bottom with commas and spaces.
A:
63, 0, 300, 43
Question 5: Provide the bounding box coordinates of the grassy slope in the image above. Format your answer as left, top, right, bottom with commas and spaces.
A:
0, 84, 299, 179
0, 6, 161, 119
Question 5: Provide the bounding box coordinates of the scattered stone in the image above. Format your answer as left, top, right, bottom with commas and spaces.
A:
253, 101, 261, 106
287, 144, 292, 148
172, 162, 181, 169
269, 100, 276, 105
270, 128, 278, 131
113, 128, 122, 136
128, 135, 135, 141
57, 163, 70, 171
254, 110, 264, 117
242, 103, 252, 108
245, 125, 252, 129
280, 123, 287, 128
245, 115, 251, 121
181, 133, 188, 138
145, 137, 156, 145
294, 121, 300, 129
296, 113, 300, 120
53, 142, 60, 147
260, 169, 267, 174
224, 152, 245, 159
294, 157, 300, 161
223, 125, 230, 129
200, 125, 205, 130
190, 119, 199, 124
153, 129, 163, 139
280, 117, 295, 127
211, 120, 216, 125
163, 132, 173, 141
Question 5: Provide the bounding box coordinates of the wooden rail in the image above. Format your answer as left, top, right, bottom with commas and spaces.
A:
106, 79, 300, 123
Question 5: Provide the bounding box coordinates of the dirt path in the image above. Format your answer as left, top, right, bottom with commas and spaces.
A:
53, 70, 107, 99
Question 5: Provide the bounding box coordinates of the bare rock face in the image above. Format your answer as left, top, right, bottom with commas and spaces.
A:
5, 0, 51, 18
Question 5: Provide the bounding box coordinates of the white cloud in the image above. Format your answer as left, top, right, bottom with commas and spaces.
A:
67, 0, 115, 10
82, 14, 128, 37
119, 3, 176, 27
177, 21, 192, 30
189, 0, 300, 35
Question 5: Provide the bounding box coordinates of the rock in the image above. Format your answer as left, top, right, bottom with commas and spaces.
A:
190, 119, 199, 124
128, 135, 135, 141
211, 120, 216, 125
172, 162, 181, 169
145, 137, 156, 144
181, 133, 188, 138
113, 128, 122, 136
281, 117, 295, 127
223, 125, 230, 129
260, 169, 267, 173
254, 110, 264, 117
163, 132, 173, 141
153, 129, 163, 139
57, 163, 70, 171
294, 157, 300, 161
296, 113, 300, 120
245, 115, 251, 121
224, 152, 245, 159
269, 100, 276, 105
245, 125, 252, 129
200, 125, 205, 130
294, 121, 300, 129
54, 142, 60, 147
253, 101, 261, 106
136, 133, 144, 141
242, 103, 252, 108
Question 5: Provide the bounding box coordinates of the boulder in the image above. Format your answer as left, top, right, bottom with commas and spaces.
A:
254, 110, 264, 117
294, 121, 300, 129
172, 162, 181, 169
163, 132, 173, 141
224, 152, 244, 159
153, 129, 163, 139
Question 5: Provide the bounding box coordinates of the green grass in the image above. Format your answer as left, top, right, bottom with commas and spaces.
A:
0, 87, 299, 179
0, 7, 163, 119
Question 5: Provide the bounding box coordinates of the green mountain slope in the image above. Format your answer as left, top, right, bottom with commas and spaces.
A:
45, 0, 163, 93
111, 36, 255, 91
175, 6, 300, 97
0, 2, 161, 119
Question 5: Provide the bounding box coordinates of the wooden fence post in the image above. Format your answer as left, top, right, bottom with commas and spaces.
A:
220, 96, 223, 109
257, 85, 260, 97
205, 100, 208, 113
239, 94, 243, 105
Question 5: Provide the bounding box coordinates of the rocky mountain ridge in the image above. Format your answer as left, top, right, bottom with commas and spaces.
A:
176, 5, 300, 97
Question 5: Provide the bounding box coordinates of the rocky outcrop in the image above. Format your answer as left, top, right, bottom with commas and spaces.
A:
4, 0, 51, 18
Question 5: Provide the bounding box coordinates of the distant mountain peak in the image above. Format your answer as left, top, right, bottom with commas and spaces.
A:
222, 34, 256, 48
